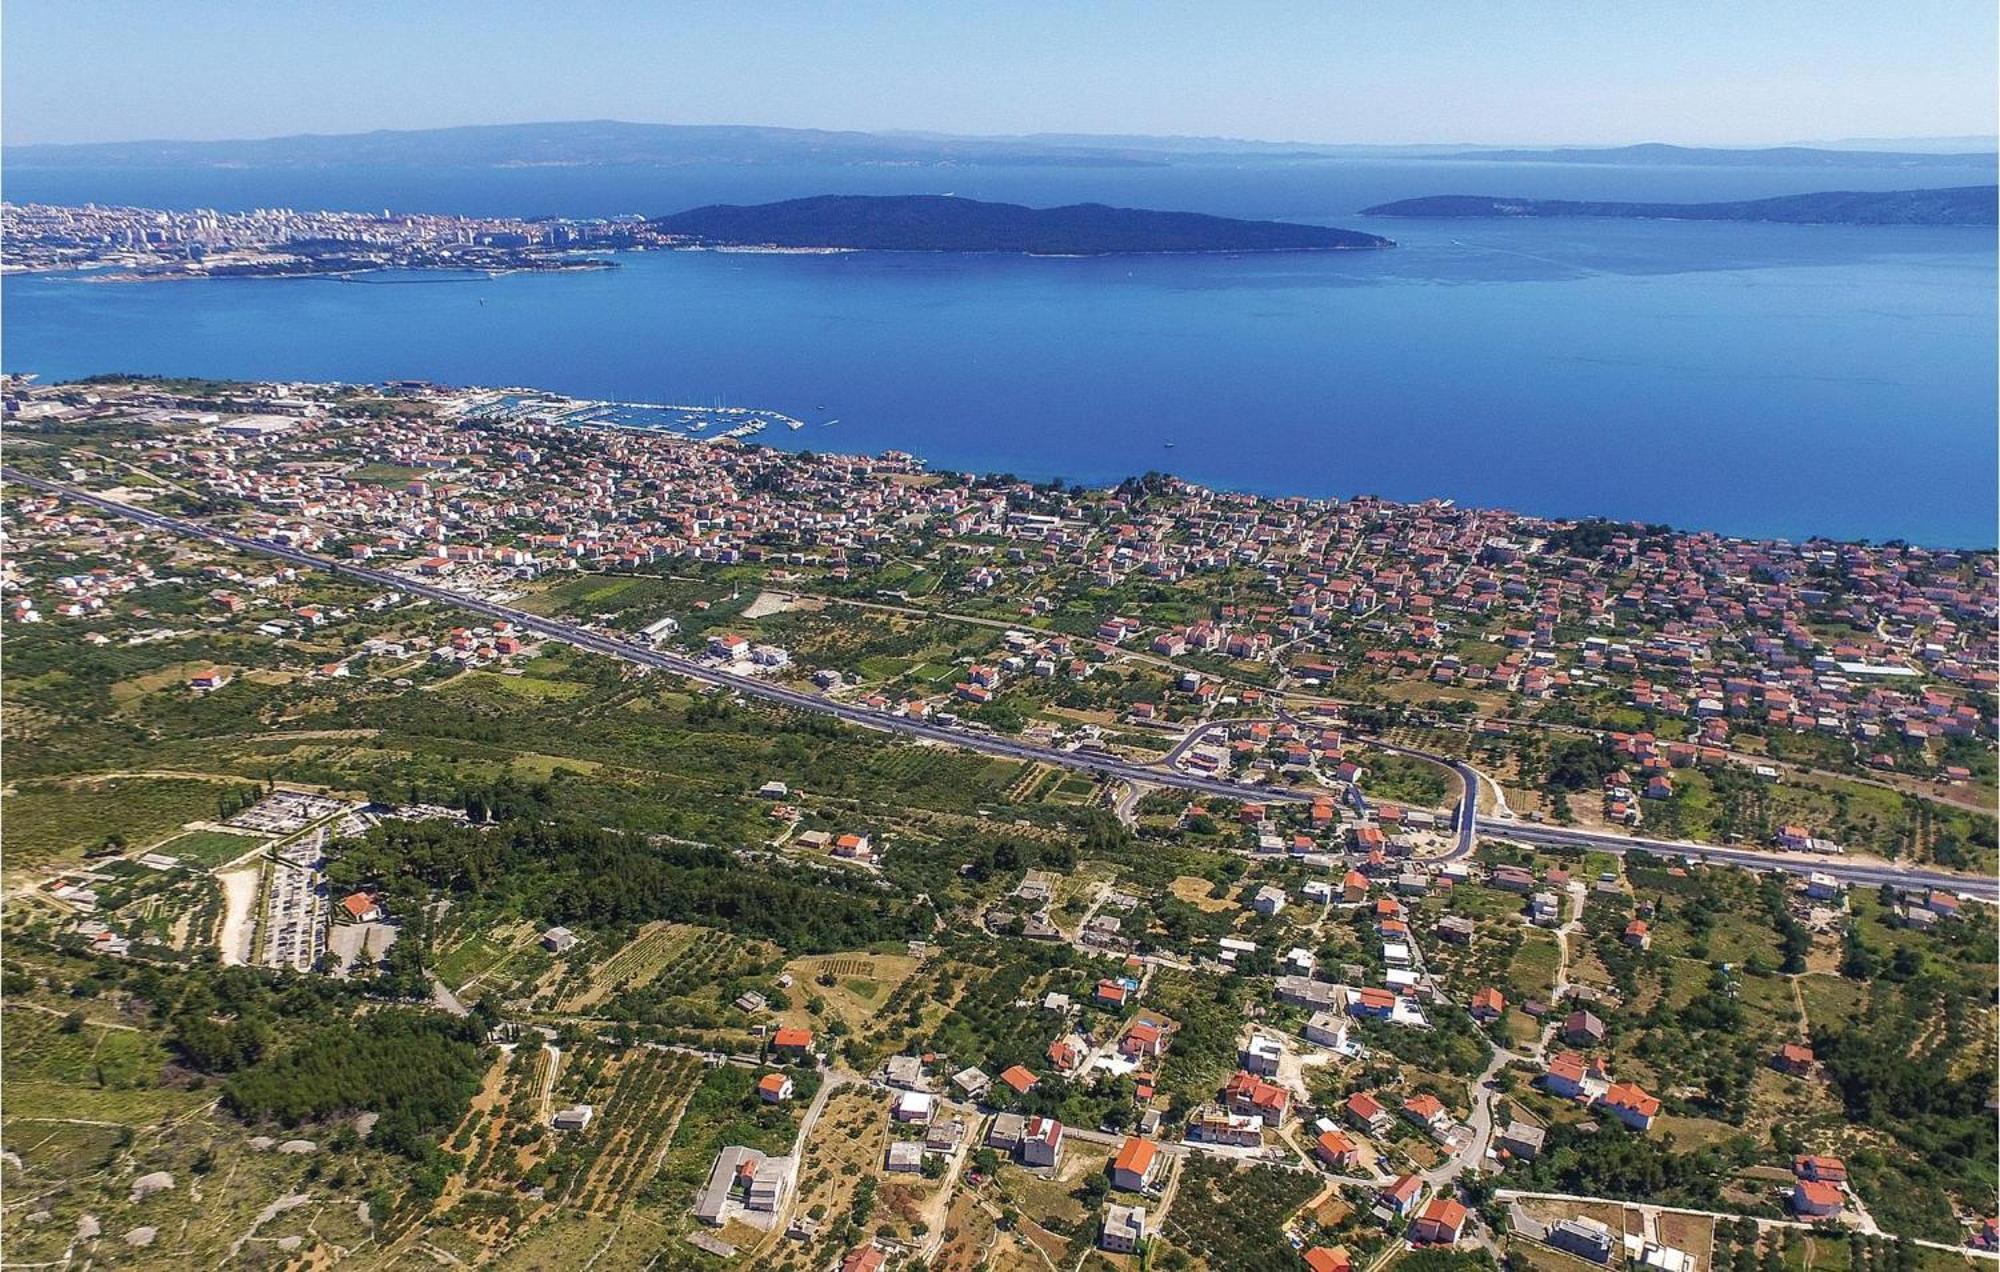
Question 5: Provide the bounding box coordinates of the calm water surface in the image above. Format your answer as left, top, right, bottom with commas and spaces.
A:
5, 161, 1994, 545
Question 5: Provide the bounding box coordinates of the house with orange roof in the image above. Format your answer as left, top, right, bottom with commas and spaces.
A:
1773, 1043, 1815, 1076
1377, 1173, 1425, 1217
1402, 1093, 1450, 1134
1094, 979, 1129, 1008
839, 1247, 887, 1272
771, 1026, 814, 1056
1349, 987, 1396, 1019
1344, 1091, 1391, 1134
1314, 1128, 1360, 1169
757, 1072, 794, 1103
1305, 1248, 1353, 1272
1411, 1196, 1469, 1244
1470, 987, 1506, 1022
1020, 1115, 1063, 1167
341, 892, 381, 923
1540, 1051, 1597, 1100
1222, 1070, 1291, 1126
1598, 1081, 1660, 1131
999, 1064, 1040, 1096
1120, 1021, 1167, 1060
1794, 1154, 1847, 1183
1792, 1179, 1844, 1218
1110, 1135, 1161, 1191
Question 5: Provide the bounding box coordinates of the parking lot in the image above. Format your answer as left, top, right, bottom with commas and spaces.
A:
227, 790, 362, 836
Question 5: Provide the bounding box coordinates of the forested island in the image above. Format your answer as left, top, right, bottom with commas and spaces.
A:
649, 193, 1393, 253
1363, 185, 1997, 226
1440, 142, 1997, 168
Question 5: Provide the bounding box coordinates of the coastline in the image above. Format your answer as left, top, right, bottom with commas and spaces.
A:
75, 259, 619, 284
6, 220, 1990, 551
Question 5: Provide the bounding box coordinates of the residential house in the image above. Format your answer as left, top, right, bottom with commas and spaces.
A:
1498, 1121, 1545, 1161
1344, 1092, 1392, 1135
1121, 1021, 1168, 1061
1304, 1011, 1343, 1047
1792, 1180, 1845, 1218
1222, 1070, 1291, 1126
1305, 1248, 1353, 1272
1598, 1081, 1661, 1132
1314, 1128, 1361, 1169
1111, 1136, 1161, 1191
1101, 1203, 1148, 1254
1470, 987, 1506, 1022
551, 1104, 594, 1131
1402, 1093, 1450, 1136
885, 1054, 929, 1090
757, 1073, 794, 1103
1277, 976, 1339, 1011
1773, 1043, 1815, 1076
1563, 1010, 1605, 1046
1411, 1197, 1469, 1245
893, 1090, 935, 1124
1020, 1115, 1064, 1167
1377, 1173, 1425, 1218
1184, 1107, 1264, 1147
1349, 987, 1396, 1019
1794, 1155, 1848, 1184
999, 1064, 1040, 1096
1241, 1031, 1284, 1076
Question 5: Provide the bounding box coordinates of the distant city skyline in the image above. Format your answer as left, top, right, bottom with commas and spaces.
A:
3, 0, 1995, 149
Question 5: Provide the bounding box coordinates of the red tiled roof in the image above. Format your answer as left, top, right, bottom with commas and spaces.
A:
1113, 1136, 1158, 1177
999, 1064, 1039, 1094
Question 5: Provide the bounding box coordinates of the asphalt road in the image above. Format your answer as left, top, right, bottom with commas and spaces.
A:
8, 470, 1322, 809
1487, 819, 1997, 899
16, 470, 1992, 902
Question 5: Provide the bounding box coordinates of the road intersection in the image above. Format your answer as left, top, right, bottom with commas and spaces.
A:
12, 469, 1992, 903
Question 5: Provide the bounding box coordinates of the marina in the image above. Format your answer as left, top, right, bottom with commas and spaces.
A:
448, 389, 803, 442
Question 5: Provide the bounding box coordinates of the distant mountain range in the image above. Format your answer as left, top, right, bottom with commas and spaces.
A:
5, 122, 1993, 171
649, 194, 1392, 254
1363, 186, 1998, 226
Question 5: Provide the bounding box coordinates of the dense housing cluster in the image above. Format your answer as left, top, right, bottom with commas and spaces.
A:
2, 373, 1993, 1271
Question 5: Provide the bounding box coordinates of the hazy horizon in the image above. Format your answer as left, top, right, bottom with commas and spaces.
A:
5, 116, 1996, 156
5, 1, 1994, 149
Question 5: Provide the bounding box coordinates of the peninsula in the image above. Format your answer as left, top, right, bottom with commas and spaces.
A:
648, 193, 1393, 254
1362, 185, 1997, 226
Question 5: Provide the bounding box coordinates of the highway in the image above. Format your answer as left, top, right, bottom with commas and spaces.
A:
14, 469, 1993, 902
1487, 819, 1997, 899
6, 470, 1325, 808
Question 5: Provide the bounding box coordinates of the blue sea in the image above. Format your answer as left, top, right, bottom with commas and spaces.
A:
5, 159, 1995, 545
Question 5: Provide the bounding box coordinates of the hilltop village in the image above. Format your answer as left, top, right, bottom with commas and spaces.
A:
1, 373, 1994, 1271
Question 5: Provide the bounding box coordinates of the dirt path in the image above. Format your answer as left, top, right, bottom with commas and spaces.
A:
216, 864, 262, 966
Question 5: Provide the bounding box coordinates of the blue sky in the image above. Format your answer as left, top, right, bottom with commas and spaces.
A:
4, 0, 1994, 147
